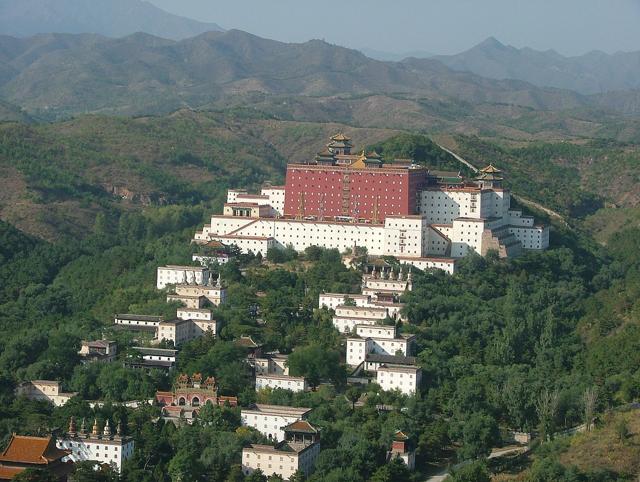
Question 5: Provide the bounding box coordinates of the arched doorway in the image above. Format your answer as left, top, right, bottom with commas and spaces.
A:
178, 397, 186, 406
192, 397, 200, 407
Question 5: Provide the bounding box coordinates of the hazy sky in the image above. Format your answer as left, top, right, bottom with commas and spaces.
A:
149, 0, 640, 56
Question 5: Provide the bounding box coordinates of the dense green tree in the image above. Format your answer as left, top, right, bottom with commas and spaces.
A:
286, 344, 345, 389
446, 460, 491, 482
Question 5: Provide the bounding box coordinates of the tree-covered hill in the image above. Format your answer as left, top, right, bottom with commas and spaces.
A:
1, 110, 640, 479
0, 111, 402, 240
1, 109, 639, 243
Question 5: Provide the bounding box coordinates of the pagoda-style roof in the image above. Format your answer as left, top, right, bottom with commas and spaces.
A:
330, 133, 352, 142
366, 150, 382, 160
284, 420, 319, 434
480, 164, 501, 174
0, 435, 69, 465
393, 430, 410, 441
476, 164, 503, 182
316, 149, 337, 164
327, 141, 351, 148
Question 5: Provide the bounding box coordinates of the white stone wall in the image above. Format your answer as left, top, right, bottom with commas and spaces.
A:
397, 257, 456, 275
346, 338, 370, 366
450, 218, 487, 257
255, 375, 307, 392
198, 184, 548, 265
57, 437, 134, 473
419, 189, 484, 223
356, 325, 397, 340
193, 319, 220, 337
114, 316, 161, 328
227, 189, 248, 204
318, 293, 371, 310
333, 316, 378, 334
363, 278, 410, 294
335, 306, 388, 320
141, 353, 175, 362
242, 445, 320, 480
369, 338, 410, 358
241, 408, 307, 441
157, 266, 209, 290
383, 216, 428, 258
192, 254, 232, 266
177, 308, 213, 321
261, 187, 286, 216
377, 367, 421, 395
510, 225, 549, 250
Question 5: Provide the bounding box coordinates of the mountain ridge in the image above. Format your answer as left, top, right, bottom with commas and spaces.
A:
0, 29, 599, 120
434, 37, 640, 95
0, 0, 224, 41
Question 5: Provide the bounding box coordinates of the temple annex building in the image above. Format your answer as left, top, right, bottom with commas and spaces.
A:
194, 134, 549, 272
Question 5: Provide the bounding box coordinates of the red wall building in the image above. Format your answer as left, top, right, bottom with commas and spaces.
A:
284, 164, 428, 222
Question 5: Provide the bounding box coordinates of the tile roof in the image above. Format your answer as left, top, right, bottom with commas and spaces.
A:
0, 435, 69, 465
283, 420, 319, 434
0, 465, 24, 479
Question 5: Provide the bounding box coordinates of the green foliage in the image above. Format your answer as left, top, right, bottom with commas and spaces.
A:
72, 461, 119, 482
286, 344, 346, 388
12, 468, 59, 482
446, 460, 491, 482
370, 133, 465, 172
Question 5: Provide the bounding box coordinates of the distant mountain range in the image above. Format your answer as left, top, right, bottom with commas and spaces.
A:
0, 0, 223, 40
0, 29, 598, 119
359, 48, 435, 62
434, 37, 640, 95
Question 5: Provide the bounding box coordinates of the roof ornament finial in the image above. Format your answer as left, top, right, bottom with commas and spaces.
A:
216, 272, 222, 288
80, 418, 87, 435
103, 420, 111, 437
116, 420, 123, 437
92, 418, 99, 436
68, 417, 77, 436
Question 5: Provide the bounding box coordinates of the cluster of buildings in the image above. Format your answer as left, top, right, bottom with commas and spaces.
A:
3, 134, 551, 480
193, 134, 549, 273
253, 352, 310, 393
0, 418, 134, 480
56, 418, 134, 473
237, 401, 416, 479
319, 262, 423, 396
113, 265, 227, 348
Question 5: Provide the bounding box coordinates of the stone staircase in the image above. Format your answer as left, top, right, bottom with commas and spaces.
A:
481, 226, 522, 258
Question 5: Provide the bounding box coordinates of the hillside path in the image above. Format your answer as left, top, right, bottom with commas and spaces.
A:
434, 142, 569, 226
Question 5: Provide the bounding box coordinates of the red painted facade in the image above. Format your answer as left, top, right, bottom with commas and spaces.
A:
284, 164, 427, 221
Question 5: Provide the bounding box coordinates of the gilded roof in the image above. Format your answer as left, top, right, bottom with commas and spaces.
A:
330, 133, 351, 142
480, 164, 501, 173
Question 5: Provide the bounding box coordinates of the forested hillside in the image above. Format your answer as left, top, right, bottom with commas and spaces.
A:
0, 105, 640, 480
1, 110, 638, 244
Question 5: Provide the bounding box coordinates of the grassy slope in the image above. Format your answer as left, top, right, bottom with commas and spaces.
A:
0, 110, 398, 240
495, 409, 640, 481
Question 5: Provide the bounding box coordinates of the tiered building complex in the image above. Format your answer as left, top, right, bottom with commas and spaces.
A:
194, 134, 549, 272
